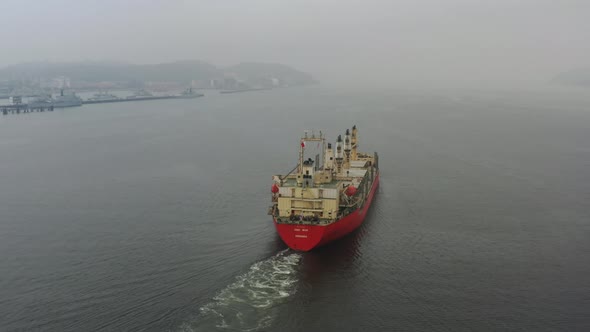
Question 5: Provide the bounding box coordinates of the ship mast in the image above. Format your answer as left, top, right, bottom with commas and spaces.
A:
351, 125, 358, 161
335, 134, 343, 174
297, 130, 325, 187
344, 128, 351, 169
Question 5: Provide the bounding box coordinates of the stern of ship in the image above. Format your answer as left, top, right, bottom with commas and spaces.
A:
273, 220, 326, 251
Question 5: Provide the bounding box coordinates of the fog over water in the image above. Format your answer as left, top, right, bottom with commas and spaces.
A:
1, 1, 590, 332
1, 87, 589, 331
1, 0, 589, 89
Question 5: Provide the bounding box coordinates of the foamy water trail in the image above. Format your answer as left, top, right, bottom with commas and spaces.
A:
180, 250, 301, 332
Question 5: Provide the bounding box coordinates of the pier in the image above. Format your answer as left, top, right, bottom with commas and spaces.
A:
1, 89, 204, 117
81, 93, 203, 105
1, 104, 55, 115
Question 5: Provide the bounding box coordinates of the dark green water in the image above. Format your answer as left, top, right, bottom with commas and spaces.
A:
1, 87, 589, 331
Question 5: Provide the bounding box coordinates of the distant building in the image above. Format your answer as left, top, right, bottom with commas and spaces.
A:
144, 81, 182, 92
9, 96, 22, 105
51, 76, 71, 89
0, 84, 10, 96
209, 79, 222, 89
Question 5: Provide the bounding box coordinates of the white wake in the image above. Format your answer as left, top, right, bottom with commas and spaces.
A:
180, 250, 301, 331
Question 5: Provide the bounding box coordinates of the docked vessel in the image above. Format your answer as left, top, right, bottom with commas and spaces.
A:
219, 87, 269, 94
268, 126, 379, 251
27, 95, 53, 108
87, 91, 120, 102
28, 90, 82, 108
125, 89, 154, 99
53, 90, 83, 107
179, 87, 204, 98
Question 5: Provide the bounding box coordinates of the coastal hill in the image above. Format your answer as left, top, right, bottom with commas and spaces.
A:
0, 60, 316, 88
225, 62, 317, 87
552, 68, 590, 87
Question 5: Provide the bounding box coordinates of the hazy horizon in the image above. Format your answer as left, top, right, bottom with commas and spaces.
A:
1, 0, 589, 89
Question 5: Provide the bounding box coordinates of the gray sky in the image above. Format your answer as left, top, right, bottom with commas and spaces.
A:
1, 0, 589, 88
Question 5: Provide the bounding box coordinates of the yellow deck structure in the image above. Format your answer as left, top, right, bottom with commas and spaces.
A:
270, 126, 378, 224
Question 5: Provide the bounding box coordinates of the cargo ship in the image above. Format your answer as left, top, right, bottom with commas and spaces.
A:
268, 126, 379, 251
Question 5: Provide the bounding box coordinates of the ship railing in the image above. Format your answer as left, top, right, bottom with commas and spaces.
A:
275, 216, 332, 225
268, 204, 278, 216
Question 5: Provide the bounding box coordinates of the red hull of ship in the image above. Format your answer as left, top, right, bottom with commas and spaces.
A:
273, 173, 379, 251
